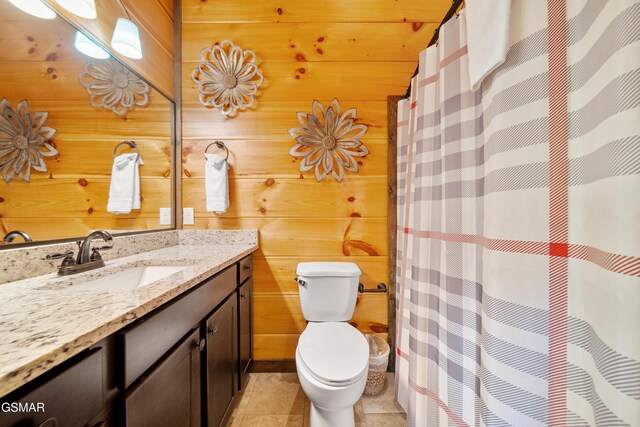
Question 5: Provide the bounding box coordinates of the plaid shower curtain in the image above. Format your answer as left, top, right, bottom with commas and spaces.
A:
395, 1, 640, 426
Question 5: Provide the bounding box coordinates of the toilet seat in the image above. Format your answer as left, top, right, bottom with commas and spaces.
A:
297, 322, 369, 386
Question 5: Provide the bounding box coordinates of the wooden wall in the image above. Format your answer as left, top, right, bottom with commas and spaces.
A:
43, 0, 175, 98
181, 0, 450, 359
0, 5, 173, 242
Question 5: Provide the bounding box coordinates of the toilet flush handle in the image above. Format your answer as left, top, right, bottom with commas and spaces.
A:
294, 277, 307, 287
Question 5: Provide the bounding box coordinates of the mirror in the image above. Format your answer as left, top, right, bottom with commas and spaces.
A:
0, 2, 174, 246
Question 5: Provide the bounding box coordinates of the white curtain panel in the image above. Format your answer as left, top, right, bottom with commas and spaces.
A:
395, 1, 640, 426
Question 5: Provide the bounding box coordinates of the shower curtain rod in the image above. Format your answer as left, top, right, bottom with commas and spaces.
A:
401, 0, 465, 99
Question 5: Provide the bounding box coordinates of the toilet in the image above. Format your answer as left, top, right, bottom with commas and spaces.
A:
295, 262, 369, 427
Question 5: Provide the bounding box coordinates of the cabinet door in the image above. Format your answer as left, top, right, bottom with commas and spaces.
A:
123, 329, 202, 427
0, 349, 102, 427
238, 277, 253, 390
205, 296, 237, 427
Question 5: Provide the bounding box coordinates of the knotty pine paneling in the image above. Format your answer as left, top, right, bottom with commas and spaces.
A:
182, 61, 416, 102
181, 0, 450, 359
46, 139, 172, 178
182, 22, 437, 62
182, 139, 388, 177
182, 178, 387, 218
190, 218, 388, 258
0, 178, 171, 218
182, 100, 388, 140
182, 0, 450, 23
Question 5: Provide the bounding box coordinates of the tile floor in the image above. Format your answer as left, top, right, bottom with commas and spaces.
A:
227, 372, 406, 427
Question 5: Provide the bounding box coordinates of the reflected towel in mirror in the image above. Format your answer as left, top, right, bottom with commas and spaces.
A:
107, 153, 144, 214
205, 153, 229, 214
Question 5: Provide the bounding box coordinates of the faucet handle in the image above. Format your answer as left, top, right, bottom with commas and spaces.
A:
90, 245, 113, 262
46, 250, 76, 266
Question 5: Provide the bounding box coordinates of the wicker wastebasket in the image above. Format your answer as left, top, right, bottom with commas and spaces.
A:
363, 334, 390, 396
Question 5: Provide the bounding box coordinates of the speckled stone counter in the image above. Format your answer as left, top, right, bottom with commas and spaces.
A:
0, 234, 258, 398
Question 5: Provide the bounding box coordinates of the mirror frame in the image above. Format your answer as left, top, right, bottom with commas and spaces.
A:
0, 2, 178, 250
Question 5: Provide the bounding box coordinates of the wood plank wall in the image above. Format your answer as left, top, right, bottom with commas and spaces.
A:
181, 0, 450, 360
0, 5, 174, 242
43, 0, 175, 98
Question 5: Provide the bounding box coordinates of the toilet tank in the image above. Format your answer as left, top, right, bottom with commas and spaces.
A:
296, 262, 361, 322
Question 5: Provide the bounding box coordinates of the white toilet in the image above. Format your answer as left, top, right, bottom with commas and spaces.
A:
295, 262, 369, 427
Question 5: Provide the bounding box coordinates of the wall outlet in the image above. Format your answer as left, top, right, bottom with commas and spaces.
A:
159, 208, 172, 225
183, 207, 195, 225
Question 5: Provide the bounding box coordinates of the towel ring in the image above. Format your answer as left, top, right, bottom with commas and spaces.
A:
204, 140, 229, 161
113, 140, 141, 163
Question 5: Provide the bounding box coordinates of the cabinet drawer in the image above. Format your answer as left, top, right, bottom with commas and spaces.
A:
120, 266, 236, 389
0, 349, 103, 427
123, 329, 201, 427
237, 255, 252, 285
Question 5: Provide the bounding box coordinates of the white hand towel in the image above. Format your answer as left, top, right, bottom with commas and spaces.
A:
107, 153, 144, 214
465, 0, 511, 91
205, 153, 229, 214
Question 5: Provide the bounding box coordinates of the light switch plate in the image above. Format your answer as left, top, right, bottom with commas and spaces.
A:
183, 207, 195, 225
159, 208, 172, 225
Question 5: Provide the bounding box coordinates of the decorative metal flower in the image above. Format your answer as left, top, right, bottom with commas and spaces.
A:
191, 40, 264, 116
289, 99, 369, 182
0, 98, 58, 183
79, 59, 149, 116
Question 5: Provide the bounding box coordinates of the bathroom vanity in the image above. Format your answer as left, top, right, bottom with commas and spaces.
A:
0, 232, 257, 427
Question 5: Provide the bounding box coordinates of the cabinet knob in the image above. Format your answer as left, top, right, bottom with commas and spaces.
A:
194, 338, 205, 351
208, 325, 218, 335
242, 265, 251, 270
240, 293, 246, 298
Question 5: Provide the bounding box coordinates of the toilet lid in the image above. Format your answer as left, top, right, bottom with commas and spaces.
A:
298, 322, 369, 384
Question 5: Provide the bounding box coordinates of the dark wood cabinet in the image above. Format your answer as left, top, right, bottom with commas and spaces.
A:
3, 257, 254, 427
122, 329, 202, 427
204, 295, 238, 427
238, 277, 253, 390
0, 348, 103, 427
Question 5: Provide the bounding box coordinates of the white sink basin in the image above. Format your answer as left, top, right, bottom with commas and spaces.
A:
73, 266, 190, 291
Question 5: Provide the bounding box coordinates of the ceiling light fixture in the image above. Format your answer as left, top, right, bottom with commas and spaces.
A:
55, 0, 97, 19
74, 32, 110, 59
7, 0, 56, 19
111, 0, 142, 59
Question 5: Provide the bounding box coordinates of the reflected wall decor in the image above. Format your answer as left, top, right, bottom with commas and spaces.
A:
79, 59, 150, 116
0, 99, 57, 183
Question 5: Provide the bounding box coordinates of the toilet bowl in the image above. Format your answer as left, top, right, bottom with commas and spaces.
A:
294, 262, 369, 427
296, 322, 369, 427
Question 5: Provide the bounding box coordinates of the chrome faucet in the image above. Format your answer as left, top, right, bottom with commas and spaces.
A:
47, 230, 113, 276
3, 230, 33, 243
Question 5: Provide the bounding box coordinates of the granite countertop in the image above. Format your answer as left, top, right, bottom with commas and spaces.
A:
0, 242, 258, 398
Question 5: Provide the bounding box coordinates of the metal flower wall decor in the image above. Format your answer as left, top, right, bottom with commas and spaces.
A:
289, 99, 369, 182
0, 98, 58, 183
191, 40, 264, 116
79, 59, 150, 116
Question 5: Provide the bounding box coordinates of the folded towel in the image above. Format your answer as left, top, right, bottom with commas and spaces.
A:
465, 1, 511, 90
205, 153, 229, 214
107, 153, 144, 214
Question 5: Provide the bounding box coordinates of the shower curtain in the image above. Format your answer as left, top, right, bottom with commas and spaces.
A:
395, 1, 640, 426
